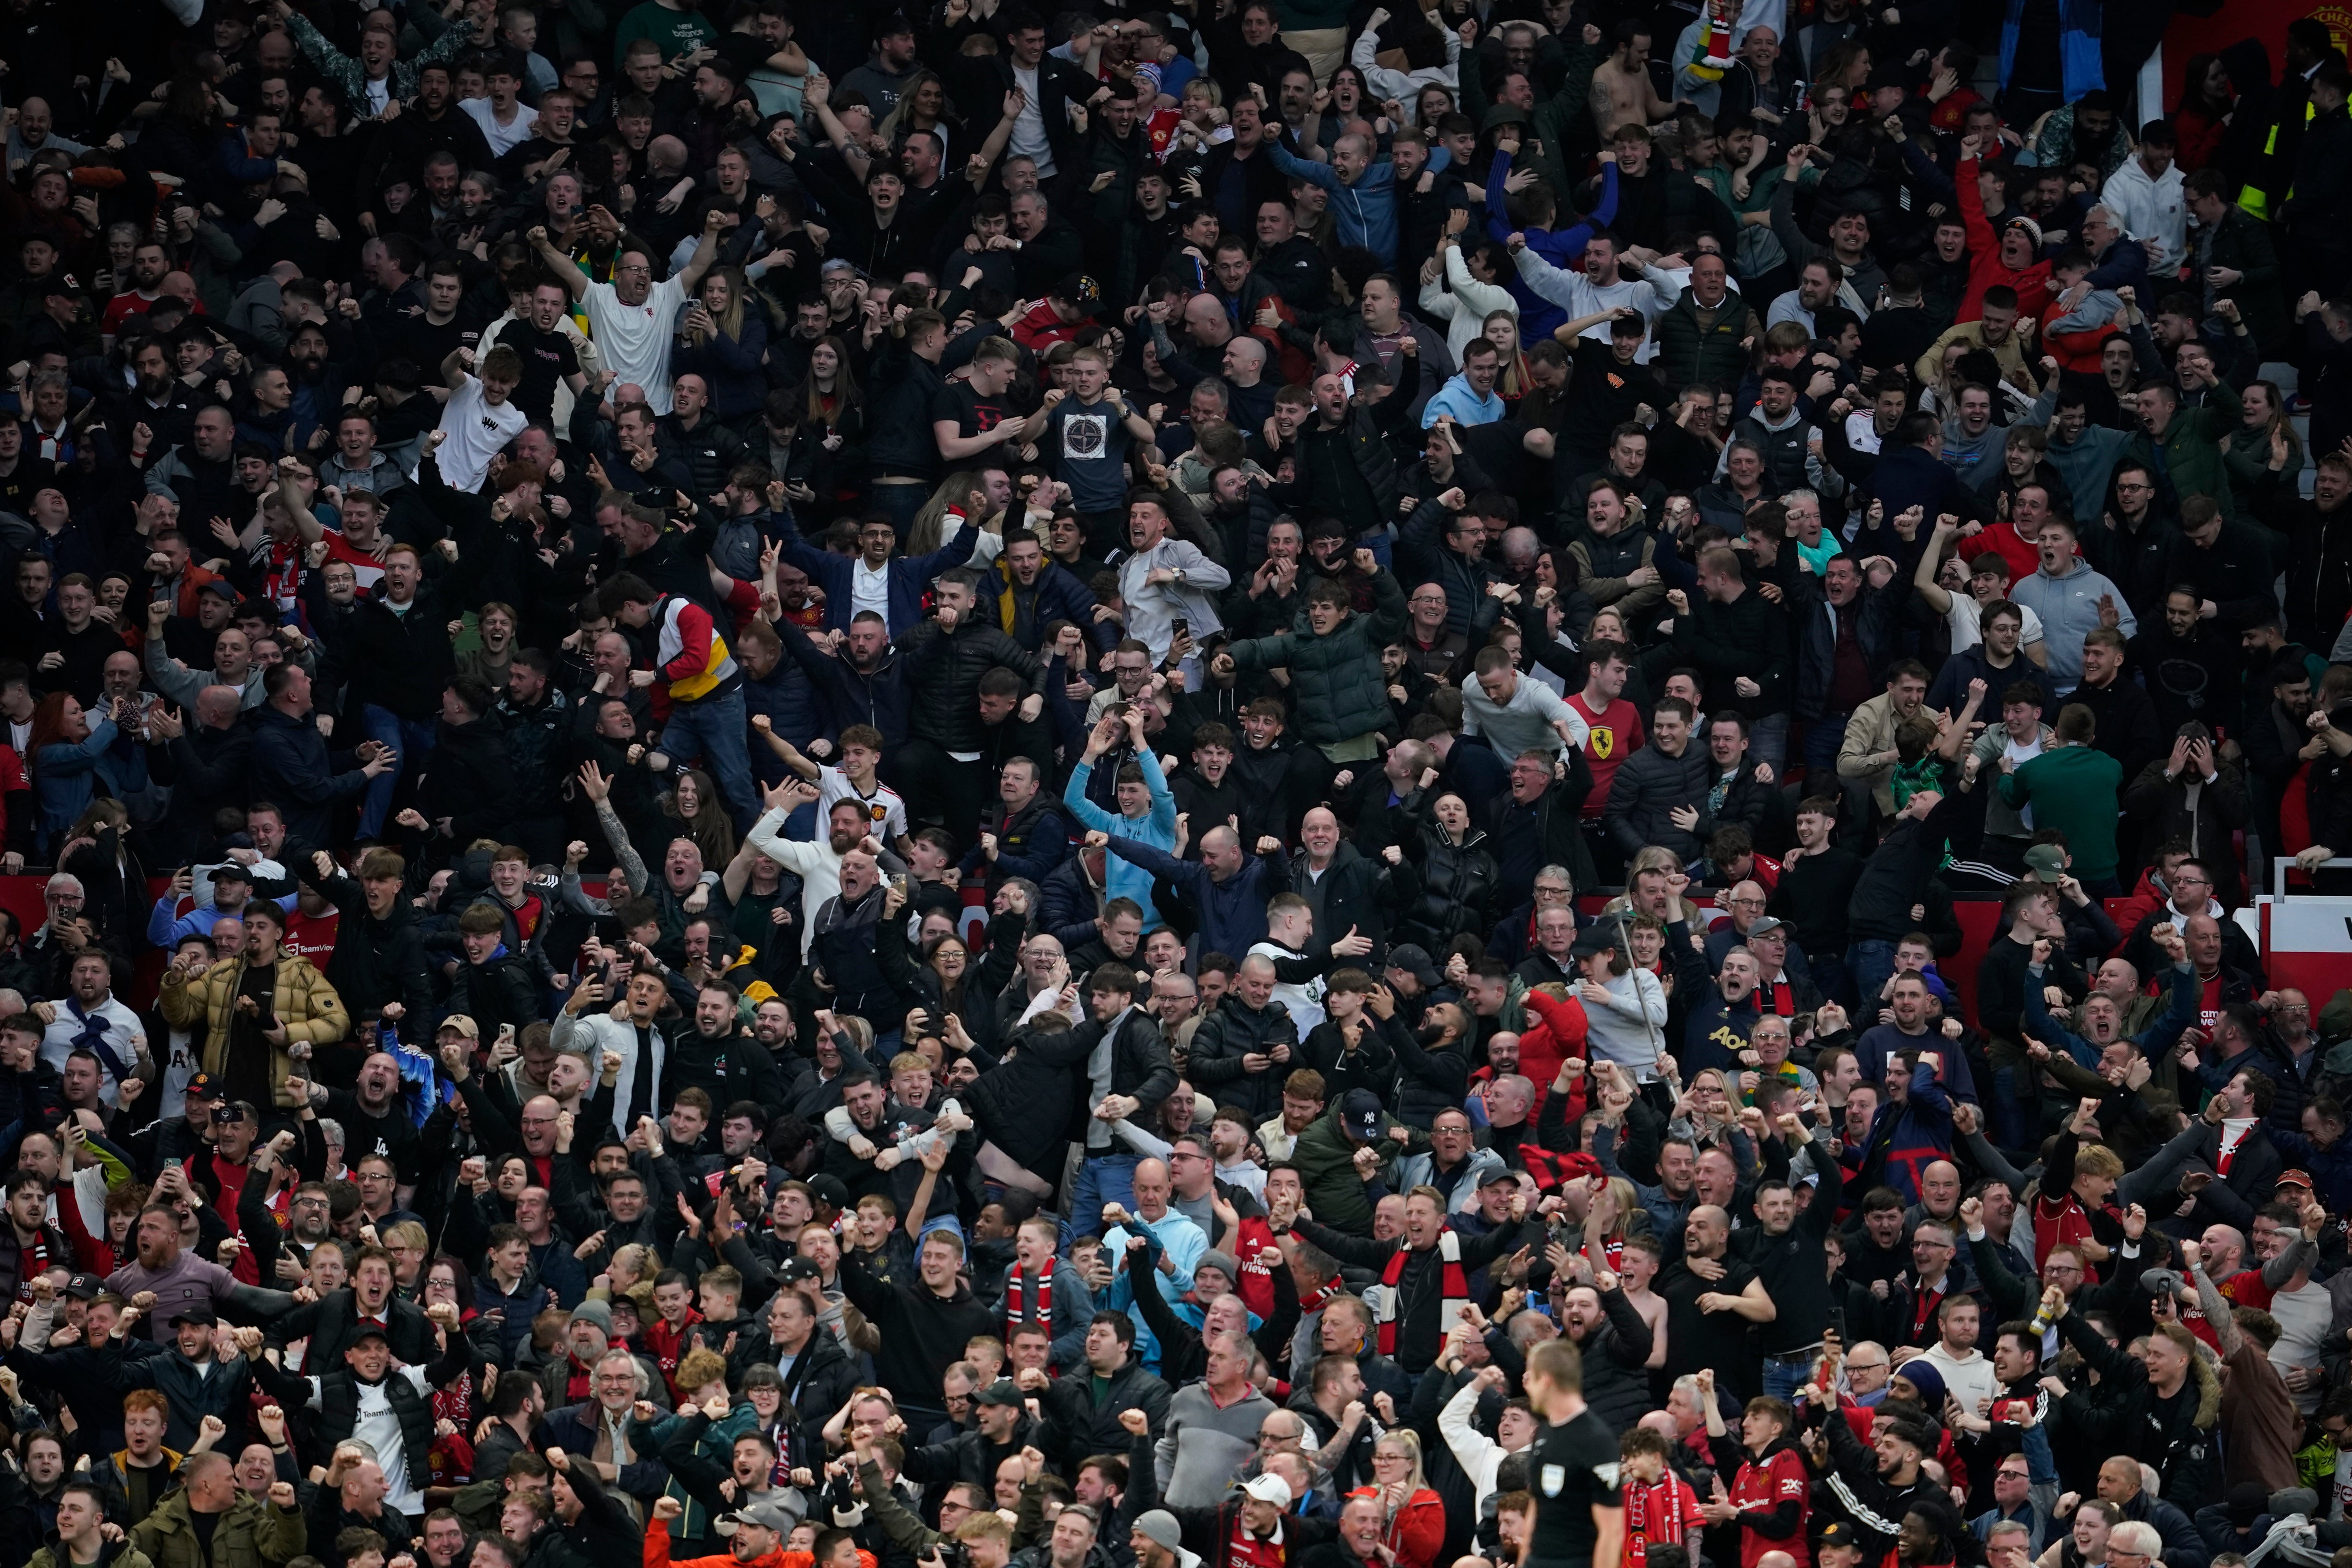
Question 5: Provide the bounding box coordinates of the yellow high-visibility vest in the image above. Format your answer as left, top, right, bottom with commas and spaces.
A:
2240, 98, 2316, 219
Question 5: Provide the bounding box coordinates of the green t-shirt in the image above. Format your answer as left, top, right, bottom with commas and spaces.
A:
613, 0, 717, 66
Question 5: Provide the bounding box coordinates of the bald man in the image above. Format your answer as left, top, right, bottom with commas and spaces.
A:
1099, 1157, 1210, 1374
1095, 817, 1288, 960
1659, 1202, 1774, 1397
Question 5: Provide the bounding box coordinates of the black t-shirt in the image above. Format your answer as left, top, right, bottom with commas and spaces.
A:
1526, 1408, 1621, 1568
226, 960, 280, 1110
393, 311, 478, 377
932, 381, 1009, 444
192, 1506, 222, 1563
495, 321, 582, 426
1659, 1251, 1763, 1390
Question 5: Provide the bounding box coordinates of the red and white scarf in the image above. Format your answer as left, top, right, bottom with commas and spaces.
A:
1006, 1264, 1053, 1342
1374, 1231, 1468, 1357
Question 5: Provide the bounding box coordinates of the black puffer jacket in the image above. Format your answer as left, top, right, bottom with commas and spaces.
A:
1603, 742, 1715, 861
1188, 992, 1304, 1122
899, 616, 1049, 752
1392, 824, 1499, 953
495, 687, 571, 817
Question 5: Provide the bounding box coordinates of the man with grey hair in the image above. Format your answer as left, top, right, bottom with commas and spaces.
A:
537, 1342, 667, 1503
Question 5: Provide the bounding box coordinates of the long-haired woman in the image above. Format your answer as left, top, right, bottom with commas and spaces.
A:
675, 264, 771, 428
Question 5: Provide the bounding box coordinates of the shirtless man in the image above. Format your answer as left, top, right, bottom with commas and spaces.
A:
1584, 1169, 1668, 1365
1591, 21, 1679, 140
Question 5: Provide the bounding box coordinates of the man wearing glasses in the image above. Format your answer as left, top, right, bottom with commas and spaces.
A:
1839, 1339, 1894, 1406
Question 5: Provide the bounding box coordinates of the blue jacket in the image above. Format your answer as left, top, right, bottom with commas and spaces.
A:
1062, 752, 1179, 925
1264, 139, 1451, 269
992, 557, 1119, 652
780, 526, 981, 637
147, 891, 299, 950
2023, 956, 2200, 1068
1102, 836, 1287, 957
249, 703, 375, 850
672, 312, 771, 424
33, 716, 115, 845
1487, 155, 1619, 338
2001, 0, 2103, 102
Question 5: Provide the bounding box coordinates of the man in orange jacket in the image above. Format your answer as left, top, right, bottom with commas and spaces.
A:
646, 1493, 811, 1568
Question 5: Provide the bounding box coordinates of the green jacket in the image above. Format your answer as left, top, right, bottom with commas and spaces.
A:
2150, 378, 2241, 517
1291, 1101, 1431, 1233
1997, 744, 2125, 882
284, 10, 475, 110
31, 1549, 154, 1568
130, 1492, 305, 1568
1225, 569, 1408, 746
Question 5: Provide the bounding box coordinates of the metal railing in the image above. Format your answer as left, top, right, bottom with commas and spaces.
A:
2272, 857, 2352, 897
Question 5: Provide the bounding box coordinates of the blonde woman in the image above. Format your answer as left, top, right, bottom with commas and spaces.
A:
906, 470, 1005, 566
1361, 1430, 1445, 1568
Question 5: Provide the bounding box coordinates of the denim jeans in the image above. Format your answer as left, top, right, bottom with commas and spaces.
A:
1850, 938, 1899, 1014
1065, 1152, 1139, 1245
360, 705, 440, 838
1762, 1350, 1818, 1403
656, 686, 759, 833
869, 481, 927, 536
1749, 711, 1790, 779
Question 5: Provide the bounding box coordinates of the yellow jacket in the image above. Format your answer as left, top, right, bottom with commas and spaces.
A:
158, 953, 349, 1107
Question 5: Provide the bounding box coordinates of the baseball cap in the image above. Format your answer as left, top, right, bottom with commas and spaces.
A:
2278, 1169, 2315, 1193
61, 1273, 102, 1300
2021, 844, 2067, 883
185, 1073, 223, 1102
720, 1495, 808, 1536
1385, 944, 1439, 986
171, 1303, 219, 1327
1478, 1164, 1519, 1188
1240, 1474, 1294, 1507
1819, 1523, 1862, 1552
1053, 272, 1102, 306
2139, 1267, 2187, 1299
1570, 925, 1621, 958
1743, 915, 1786, 939
805, 1174, 851, 1210
439, 1014, 480, 1039
209, 863, 253, 884
198, 578, 238, 601
1339, 1088, 1384, 1144
777, 1256, 823, 1286
975, 1379, 1025, 1408
349, 1321, 391, 1344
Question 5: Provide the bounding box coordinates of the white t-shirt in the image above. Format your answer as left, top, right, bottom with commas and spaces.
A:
460, 96, 540, 156
818, 765, 907, 844
582, 274, 688, 414
1942, 593, 2047, 655
434, 375, 527, 491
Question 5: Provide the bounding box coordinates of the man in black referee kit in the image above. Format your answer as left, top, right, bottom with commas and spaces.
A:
1522, 1338, 1624, 1568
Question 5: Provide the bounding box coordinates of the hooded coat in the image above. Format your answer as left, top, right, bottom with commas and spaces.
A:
1225, 571, 1410, 746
